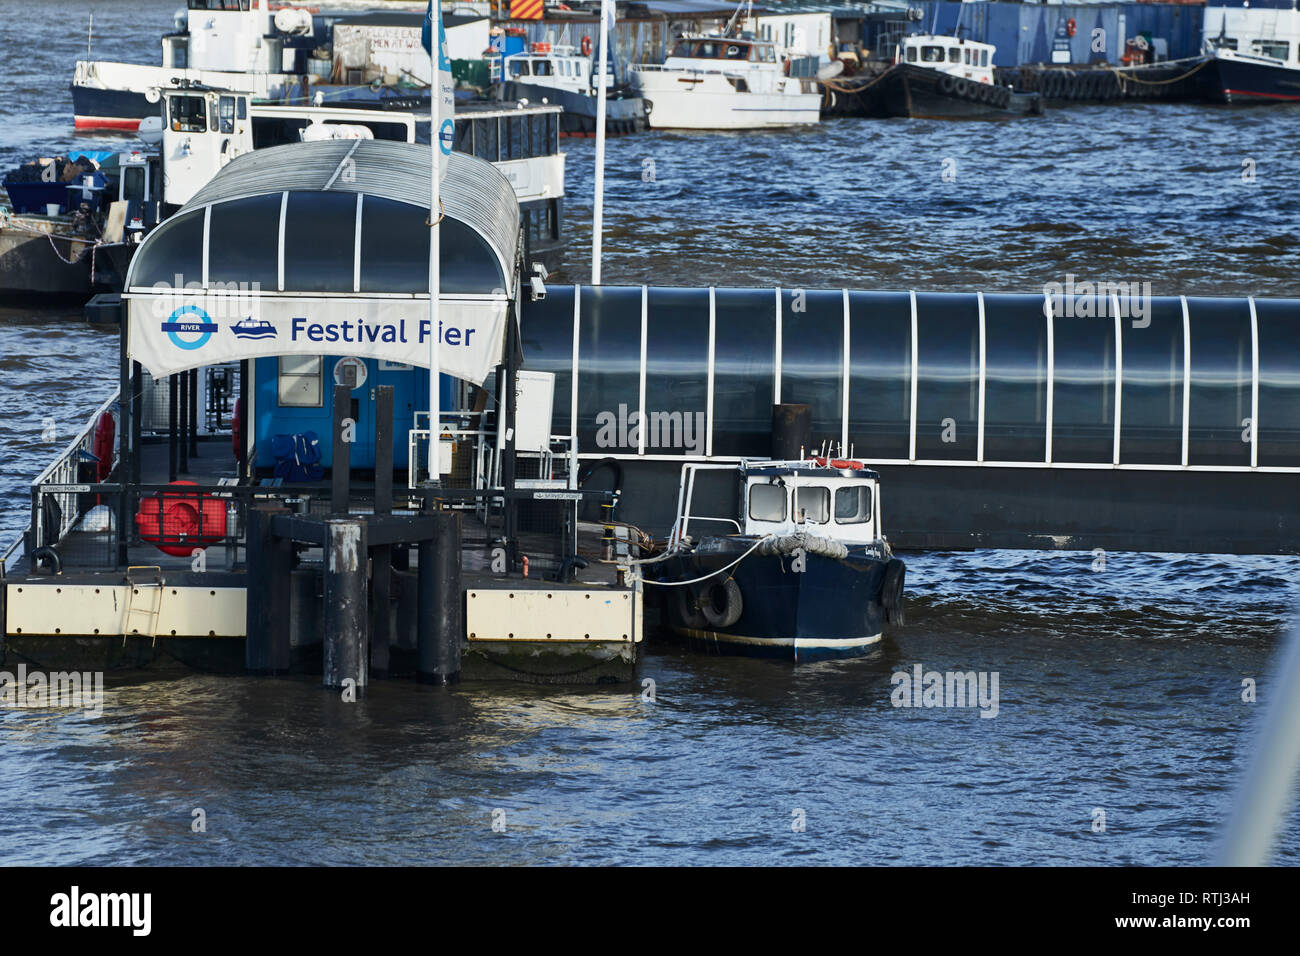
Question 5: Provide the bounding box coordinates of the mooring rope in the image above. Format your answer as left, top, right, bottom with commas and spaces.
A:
640, 534, 774, 587
1107, 56, 1212, 87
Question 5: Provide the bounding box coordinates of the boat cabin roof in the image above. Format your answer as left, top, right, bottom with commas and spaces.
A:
742, 458, 880, 481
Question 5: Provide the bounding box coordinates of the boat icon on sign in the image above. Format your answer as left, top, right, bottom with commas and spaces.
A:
230, 317, 277, 340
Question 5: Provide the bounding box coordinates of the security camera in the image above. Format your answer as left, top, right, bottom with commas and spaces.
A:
532, 262, 549, 280
530, 275, 546, 301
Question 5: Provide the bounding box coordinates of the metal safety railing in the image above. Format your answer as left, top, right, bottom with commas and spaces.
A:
25, 388, 121, 559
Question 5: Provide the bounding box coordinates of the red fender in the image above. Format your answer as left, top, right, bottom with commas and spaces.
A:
91, 411, 115, 481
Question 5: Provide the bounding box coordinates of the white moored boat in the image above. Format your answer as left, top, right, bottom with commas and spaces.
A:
627, 7, 820, 130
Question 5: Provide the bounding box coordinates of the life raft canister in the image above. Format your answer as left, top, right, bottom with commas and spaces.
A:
581, 34, 593, 56
91, 411, 115, 481
136, 480, 226, 557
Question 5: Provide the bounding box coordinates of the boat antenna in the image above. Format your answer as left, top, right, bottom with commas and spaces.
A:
87, 11, 93, 58
722, 1, 745, 39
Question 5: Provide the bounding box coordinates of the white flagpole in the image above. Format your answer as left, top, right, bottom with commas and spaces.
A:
428, 5, 442, 485
591, 0, 611, 285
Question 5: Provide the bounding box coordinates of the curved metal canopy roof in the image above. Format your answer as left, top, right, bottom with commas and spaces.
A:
125, 140, 520, 298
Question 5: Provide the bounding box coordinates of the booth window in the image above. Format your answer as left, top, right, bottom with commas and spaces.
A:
278, 356, 323, 407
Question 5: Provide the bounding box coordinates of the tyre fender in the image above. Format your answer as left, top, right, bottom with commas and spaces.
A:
669, 584, 707, 630
881, 558, 906, 627
699, 577, 744, 629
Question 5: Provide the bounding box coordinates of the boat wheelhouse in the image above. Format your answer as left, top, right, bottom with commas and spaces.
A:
495, 43, 648, 136
1199, 5, 1300, 103
628, 31, 821, 130
900, 34, 995, 86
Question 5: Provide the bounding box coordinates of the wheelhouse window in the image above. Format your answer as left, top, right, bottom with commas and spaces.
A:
906, 46, 918, 63
218, 95, 236, 134
921, 45, 944, 63
1252, 40, 1289, 60
980, 49, 989, 67
748, 483, 787, 522
834, 486, 873, 524
948, 48, 960, 63
533, 58, 553, 76
278, 356, 323, 407
794, 486, 830, 524
169, 94, 208, 133
510, 59, 531, 76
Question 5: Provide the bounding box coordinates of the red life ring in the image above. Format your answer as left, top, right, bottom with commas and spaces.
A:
1066, 17, 1077, 38
813, 456, 864, 470
91, 411, 115, 481
581, 34, 592, 56
136, 481, 226, 557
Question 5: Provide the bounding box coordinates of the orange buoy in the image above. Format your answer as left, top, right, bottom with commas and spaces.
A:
581, 34, 592, 56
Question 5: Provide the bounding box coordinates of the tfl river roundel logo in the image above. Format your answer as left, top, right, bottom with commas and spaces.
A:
162, 305, 218, 351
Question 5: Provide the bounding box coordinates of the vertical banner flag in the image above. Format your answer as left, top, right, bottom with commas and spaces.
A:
422, 1, 456, 179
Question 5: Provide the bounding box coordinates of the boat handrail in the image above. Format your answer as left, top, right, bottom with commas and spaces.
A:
32, 387, 120, 490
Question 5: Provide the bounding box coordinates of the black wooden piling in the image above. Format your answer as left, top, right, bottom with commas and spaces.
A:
188, 367, 199, 458
322, 518, 368, 694
331, 383, 351, 513
417, 506, 462, 685
236, 359, 248, 478
116, 312, 130, 569
772, 403, 812, 460
178, 368, 189, 474
371, 386, 394, 677
245, 503, 292, 674
168, 373, 179, 482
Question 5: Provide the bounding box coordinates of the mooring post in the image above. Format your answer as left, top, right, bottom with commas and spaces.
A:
331, 383, 351, 514
116, 310, 130, 569
418, 504, 462, 685
371, 385, 394, 677
188, 367, 199, 458
178, 367, 189, 474
168, 373, 179, 482
236, 359, 248, 479
245, 503, 292, 674
323, 517, 368, 694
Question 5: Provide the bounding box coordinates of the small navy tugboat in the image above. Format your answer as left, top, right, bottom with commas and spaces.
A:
648, 457, 905, 661
882, 34, 1042, 119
